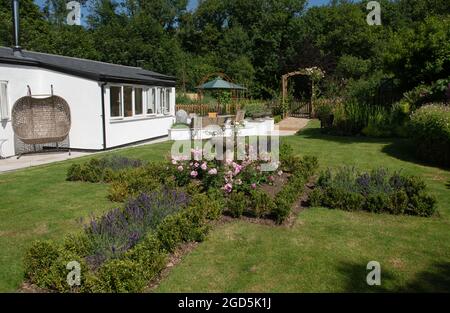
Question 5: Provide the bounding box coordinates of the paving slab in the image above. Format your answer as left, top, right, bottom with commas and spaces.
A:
275, 117, 310, 135
0, 136, 169, 173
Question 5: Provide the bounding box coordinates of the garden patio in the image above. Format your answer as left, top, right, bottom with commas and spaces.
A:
1, 120, 449, 292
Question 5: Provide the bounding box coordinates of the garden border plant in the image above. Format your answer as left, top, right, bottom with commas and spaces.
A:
169, 143, 319, 224
24, 142, 319, 292
309, 166, 437, 217
23, 192, 223, 293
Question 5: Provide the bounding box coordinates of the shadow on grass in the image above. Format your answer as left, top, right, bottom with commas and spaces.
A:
336, 261, 450, 292
297, 127, 450, 171
297, 127, 395, 145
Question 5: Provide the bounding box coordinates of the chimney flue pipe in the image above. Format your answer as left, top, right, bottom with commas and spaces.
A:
12, 0, 21, 52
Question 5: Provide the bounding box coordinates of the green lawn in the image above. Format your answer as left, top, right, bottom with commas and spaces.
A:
155, 121, 450, 292
1, 121, 449, 292
0, 142, 173, 292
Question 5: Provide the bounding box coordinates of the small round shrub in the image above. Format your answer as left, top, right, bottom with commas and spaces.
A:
93, 259, 148, 293
410, 104, 450, 167
249, 189, 275, 218
308, 188, 323, 207
63, 233, 94, 258
227, 191, 248, 218
24, 240, 60, 286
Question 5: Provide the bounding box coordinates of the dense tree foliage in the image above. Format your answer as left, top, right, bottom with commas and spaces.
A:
0, 0, 449, 100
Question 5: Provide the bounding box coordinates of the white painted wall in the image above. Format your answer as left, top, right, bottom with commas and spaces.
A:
0, 64, 102, 157
0, 64, 176, 157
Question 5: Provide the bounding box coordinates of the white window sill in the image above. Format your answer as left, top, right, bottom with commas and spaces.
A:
109, 114, 173, 124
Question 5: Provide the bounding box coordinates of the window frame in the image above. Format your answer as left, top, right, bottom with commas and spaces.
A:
165, 88, 171, 115
146, 87, 157, 116
0, 81, 9, 121
134, 87, 144, 116
109, 85, 123, 119
109, 84, 172, 120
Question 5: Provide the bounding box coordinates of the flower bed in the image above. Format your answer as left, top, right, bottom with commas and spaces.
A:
24, 143, 318, 292
309, 167, 437, 217
170, 144, 318, 224
23, 192, 222, 293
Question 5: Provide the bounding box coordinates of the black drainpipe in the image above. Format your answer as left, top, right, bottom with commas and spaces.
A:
100, 82, 107, 150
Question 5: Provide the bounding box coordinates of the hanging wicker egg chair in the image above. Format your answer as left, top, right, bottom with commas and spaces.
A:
12, 95, 71, 145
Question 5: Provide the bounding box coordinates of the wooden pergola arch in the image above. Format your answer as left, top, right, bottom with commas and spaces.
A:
282, 68, 323, 117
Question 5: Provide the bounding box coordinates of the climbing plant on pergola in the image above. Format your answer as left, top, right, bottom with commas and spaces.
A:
281, 67, 325, 117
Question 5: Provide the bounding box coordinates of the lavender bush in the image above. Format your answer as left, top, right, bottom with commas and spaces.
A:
67, 156, 145, 183
99, 155, 145, 171
85, 189, 189, 268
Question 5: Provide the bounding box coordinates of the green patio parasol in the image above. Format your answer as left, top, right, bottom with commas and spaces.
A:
196, 77, 247, 90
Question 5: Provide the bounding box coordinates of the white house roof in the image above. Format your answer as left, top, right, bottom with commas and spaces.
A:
0, 46, 176, 87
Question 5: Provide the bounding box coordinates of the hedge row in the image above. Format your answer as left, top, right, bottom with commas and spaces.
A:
66, 156, 145, 183
23, 193, 223, 293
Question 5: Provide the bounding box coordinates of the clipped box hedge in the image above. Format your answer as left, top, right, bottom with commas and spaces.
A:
226, 154, 319, 223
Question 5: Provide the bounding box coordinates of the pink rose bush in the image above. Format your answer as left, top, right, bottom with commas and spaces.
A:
170, 146, 275, 193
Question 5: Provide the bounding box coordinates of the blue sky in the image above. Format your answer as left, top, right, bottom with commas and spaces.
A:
34, 0, 330, 25
35, 0, 331, 12
187, 0, 330, 10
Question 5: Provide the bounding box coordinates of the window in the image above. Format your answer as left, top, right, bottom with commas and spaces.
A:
110, 86, 122, 117
159, 88, 165, 115
109, 85, 170, 118
147, 88, 156, 114
124, 87, 133, 117
0, 82, 9, 120
134, 88, 143, 115
165, 88, 171, 114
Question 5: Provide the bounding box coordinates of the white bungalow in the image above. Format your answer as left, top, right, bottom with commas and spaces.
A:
0, 46, 176, 158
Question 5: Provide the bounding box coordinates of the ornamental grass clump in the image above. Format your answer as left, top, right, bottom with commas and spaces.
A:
310, 167, 437, 217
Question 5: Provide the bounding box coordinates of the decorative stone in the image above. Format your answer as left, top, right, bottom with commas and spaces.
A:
176, 109, 188, 124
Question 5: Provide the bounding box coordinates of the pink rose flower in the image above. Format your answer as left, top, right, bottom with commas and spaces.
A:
251, 183, 257, 189
194, 162, 200, 168
201, 162, 208, 171
223, 183, 233, 193
208, 168, 217, 175
190, 171, 198, 178
177, 165, 184, 172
